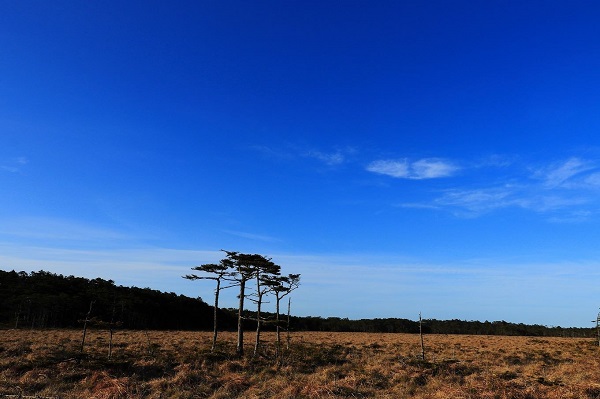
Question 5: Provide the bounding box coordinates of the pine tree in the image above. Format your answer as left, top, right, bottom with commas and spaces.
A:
183, 257, 234, 351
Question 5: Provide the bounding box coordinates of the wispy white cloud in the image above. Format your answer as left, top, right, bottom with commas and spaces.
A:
366, 158, 459, 179
475, 154, 516, 169
222, 229, 281, 242
412, 158, 459, 179
547, 210, 593, 223
251, 145, 294, 161
395, 202, 441, 210
583, 172, 600, 187
1, 157, 28, 173
305, 146, 357, 166
529, 195, 590, 212
434, 186, 591, 217
252, 144, 354, 167
533, 157, 597, 188
306, 150, 346, 166
399, 157, 600, 219
0, 217, 132, 243
366, 159, 409, 178
434, 187, 518, 215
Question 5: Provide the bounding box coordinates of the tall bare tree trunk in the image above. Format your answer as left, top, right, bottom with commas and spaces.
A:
275, 295, 281, 357
252, 271, 265, 358
236, 279, 245, 356
253, 290, 263, 357
211, 279, 221, 352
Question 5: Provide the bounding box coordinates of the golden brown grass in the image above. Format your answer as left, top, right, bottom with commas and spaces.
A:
1, 329, 600, 398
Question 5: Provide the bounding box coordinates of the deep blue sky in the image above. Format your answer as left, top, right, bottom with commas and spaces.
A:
2, 1, 600, 326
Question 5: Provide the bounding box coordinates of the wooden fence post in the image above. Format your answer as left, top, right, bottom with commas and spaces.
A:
419, 312, 425, 361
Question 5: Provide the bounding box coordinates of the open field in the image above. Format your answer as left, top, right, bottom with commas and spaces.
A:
1, 329, 600, 398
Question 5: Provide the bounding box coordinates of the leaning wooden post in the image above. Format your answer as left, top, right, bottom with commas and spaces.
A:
419, 312, 425, 361
79, 300, 94, 359
596, 310, 600, 346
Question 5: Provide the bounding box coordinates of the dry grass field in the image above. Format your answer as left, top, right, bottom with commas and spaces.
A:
1, 329, 600, 398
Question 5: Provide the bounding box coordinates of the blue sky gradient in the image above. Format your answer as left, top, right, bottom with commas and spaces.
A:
3, 1, 600, 326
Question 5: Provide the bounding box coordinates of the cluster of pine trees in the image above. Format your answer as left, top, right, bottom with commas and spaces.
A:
184, 251, 300, 356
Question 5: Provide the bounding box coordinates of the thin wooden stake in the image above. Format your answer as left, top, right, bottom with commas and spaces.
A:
79, 300, 94, 359
419, 312, 425, 361
596, 310, 600, 346
286, 297, 292, 350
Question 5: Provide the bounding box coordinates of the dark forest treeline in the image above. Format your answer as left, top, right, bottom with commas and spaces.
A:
0, 270, 232, 330
288, 316, 593, 337
0, 270, 594, 337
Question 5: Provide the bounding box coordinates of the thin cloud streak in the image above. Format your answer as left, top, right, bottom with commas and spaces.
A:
434, 187, 591, 217
304, 146, 357, 166
0, 217, 134, 242
366, 158, 459, 180
306, 150, 345, 166
252, 144, 355, 167
434, 187, 517, 215
222, 229, 281, 243
1, 157, 28, 173
251, 145, 295, 161
533, 157, 598, 188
